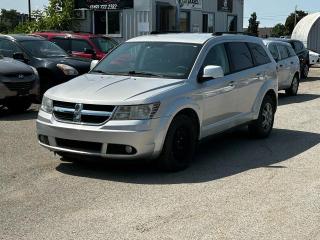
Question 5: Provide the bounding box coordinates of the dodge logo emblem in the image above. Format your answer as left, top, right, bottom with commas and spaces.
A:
73, 103, 83, 122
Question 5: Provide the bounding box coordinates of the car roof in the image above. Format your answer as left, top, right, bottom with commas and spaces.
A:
127, 33, 263, 45
267, 38, 301, 43
0, 34, 45, 41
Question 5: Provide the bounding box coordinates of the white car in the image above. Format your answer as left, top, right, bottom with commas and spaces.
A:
264, 40, 300, 96
37, 33, 278, 171
309, 50, 320, 65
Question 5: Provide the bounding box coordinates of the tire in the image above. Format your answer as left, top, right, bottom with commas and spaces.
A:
301, 64, 309, 79
157, 114, 197, 172
6, 98, 32, 113
285, 75, 299, 96
248, 95, 275, 138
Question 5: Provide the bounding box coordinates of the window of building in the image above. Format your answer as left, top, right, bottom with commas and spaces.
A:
180, 11, 190, 32
227, 15, 237, 32
203, 13, 214, 33
107, 11, 121, 37
203, 44, 230, 74
71, 39, 93, 52
227, 42, 254, 72
248, 43, 271, 66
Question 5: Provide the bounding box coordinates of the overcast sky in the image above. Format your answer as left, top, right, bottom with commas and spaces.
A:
1, 0, 320, 27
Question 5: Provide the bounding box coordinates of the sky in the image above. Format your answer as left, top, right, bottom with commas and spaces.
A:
1, 0, 320, 28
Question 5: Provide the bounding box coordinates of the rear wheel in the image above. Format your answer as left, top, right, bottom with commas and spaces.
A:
248, 95, 275, 138
157, 114, 197, 172
285, 75, 299, 96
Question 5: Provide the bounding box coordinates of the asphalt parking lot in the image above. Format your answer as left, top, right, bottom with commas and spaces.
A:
1, 68, 320, 240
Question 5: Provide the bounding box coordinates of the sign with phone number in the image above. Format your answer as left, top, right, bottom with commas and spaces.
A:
81, 0, 133, 10
89, 4, 119, 10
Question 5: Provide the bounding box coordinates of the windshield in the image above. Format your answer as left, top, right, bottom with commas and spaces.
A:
92, 42, 201, 79
20, 40, 68, 58
91, 37, 118, 53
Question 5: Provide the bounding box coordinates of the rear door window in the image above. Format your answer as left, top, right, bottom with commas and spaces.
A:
71, 39, 93, 52
268, 44, 280, 61
278, 44, 289, 60
226, 42, 254, 72
292, 41, 304, 53
286, 46, 296, 57
248, 43, 271, 66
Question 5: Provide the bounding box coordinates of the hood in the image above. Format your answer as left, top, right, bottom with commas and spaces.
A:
41, 56, 91, 74
46, 73, 185, 105
0, 57, 33, 75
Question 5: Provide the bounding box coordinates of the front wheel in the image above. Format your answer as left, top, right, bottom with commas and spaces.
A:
285, 75, 299, 96
157, 115, 197, 172
248, 95, 275, 138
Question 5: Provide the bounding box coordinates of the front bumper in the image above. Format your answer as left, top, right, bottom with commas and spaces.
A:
0, 80, 40, 102
36, 110, 170, 160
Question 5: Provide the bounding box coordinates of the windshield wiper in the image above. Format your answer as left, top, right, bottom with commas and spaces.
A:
128, 71, 164, 78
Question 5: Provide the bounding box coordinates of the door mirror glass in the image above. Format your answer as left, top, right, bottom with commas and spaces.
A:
90, 60, 99, 70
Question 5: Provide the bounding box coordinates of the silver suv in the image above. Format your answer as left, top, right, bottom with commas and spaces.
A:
37, 33, 278, 171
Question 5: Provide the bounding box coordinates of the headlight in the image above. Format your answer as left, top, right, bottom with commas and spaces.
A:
112, 103, 160, 120
57, 64, 79, 76
30, 66, 39, 77
41, 96, 53, 113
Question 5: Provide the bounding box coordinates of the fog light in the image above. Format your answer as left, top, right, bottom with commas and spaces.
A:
38, 135, 49, 145
125, 145, 133, 154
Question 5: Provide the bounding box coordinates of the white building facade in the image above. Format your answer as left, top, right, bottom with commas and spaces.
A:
74, 0, 244, 41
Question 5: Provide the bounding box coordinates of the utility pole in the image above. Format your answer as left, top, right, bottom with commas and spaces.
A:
28, 0, 31, 21
294, 5, 298, 27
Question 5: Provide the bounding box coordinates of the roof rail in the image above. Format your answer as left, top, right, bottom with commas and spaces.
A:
214, 32, 257, 36
150, 31, 182, 34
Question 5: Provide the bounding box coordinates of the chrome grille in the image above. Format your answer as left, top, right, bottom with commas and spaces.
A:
3, 81, 35, 92
53, 101, 115, 125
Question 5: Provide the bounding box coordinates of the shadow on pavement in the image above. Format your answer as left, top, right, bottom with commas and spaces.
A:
0, 106, 39, 121
56, 128, 320, 184
278, 93, 320, 106
301, 77, 319, 82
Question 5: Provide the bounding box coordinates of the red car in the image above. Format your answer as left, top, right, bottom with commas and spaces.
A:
33, 32, 118, 60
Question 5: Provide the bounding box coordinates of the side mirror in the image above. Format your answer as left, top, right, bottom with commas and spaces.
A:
198, 65, 224, 83
13, 52, 28, 63
90, 60, 99, 71
84, 48, 96, 55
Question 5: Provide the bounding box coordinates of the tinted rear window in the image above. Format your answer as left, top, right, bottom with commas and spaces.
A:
227, 42, 254, 72
248, 43, 271, 66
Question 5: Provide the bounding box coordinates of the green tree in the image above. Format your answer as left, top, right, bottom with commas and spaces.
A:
0, 9, 20, 29
285, 10, 308, 35
13, 0, 76, 33
271, 23, 286, 37
247, 12, 260, 36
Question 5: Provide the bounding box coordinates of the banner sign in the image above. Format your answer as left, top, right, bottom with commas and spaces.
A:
217, 0, 233, 12
75, 0, 133, 10
179, 0, 202, 10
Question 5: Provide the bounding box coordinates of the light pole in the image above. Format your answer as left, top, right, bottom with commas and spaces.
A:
28, 0, 31, 21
